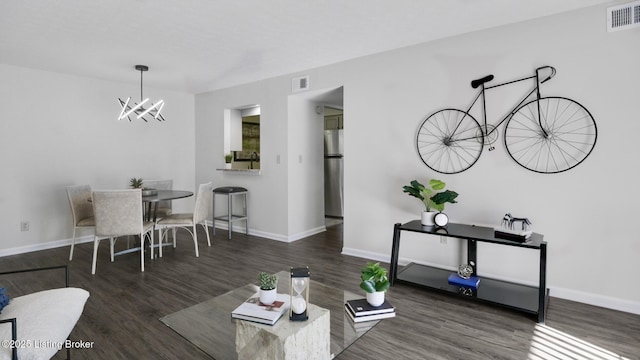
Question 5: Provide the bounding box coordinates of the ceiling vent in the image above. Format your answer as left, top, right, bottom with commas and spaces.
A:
607, 1, 640, 32
292, 76, 309, 92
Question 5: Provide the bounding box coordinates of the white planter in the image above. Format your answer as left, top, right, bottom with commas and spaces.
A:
259, 288, 277, 305
224, 163, 232, 169
421, 211, 437, 226
366, 291, 385, 307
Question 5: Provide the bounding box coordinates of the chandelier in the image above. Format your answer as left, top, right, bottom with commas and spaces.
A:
118, 65, 165, 122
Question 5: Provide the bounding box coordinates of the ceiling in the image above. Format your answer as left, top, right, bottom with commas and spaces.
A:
0, 0, 611, 94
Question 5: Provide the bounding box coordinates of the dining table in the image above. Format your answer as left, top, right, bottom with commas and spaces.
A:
142, 189, 193, 222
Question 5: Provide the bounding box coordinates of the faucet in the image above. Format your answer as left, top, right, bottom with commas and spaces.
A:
250, 152, 259, 169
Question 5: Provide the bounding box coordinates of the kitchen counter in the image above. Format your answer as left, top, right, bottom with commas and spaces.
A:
216, 168, 261, 175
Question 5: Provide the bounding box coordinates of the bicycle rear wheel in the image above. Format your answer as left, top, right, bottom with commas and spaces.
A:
416, 109, 483, 174
504, 97, 597, 173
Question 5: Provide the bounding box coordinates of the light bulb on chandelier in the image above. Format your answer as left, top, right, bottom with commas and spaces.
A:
118, 65, 166, 122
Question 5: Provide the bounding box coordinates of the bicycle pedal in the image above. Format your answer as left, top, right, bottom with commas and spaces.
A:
489, 146, 495, 151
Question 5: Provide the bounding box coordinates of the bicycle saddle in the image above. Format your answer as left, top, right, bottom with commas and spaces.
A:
471, 75, 494, 89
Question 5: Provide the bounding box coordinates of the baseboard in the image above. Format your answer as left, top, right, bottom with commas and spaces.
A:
0, 235, 93, 258
285, 226, 326, 242
341, 248, 640, 316
341, 247, 390, 263
550, 286, 640, 315
209, 221, 326, 243
1, 222, 326, 256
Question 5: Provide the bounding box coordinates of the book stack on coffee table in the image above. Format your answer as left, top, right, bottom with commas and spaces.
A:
344, 298, 395, 323
231, 292, 290, 325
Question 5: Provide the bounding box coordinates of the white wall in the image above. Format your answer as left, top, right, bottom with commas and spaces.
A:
194, 3, 640, 313
0, 64, 196, 255
195, 80, 294, 240
287, 96, 325, 235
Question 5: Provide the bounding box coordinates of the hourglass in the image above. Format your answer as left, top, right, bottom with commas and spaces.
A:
289, 267, 309, 321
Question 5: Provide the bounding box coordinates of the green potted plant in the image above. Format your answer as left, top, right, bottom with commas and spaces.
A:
129, 177, 143, 189
402, 179, 458, 226
224, 153, 233, 169
258, 271, 278, 305
360, 262, 390, 307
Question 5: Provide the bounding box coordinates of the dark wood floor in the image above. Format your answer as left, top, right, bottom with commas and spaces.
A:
1, 224, 638, 359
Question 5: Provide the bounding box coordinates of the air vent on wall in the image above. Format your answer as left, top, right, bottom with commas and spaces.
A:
292, 76, 309, 92
607, 0, 640, 32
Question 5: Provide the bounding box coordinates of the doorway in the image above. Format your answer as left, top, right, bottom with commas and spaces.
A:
287, 86, 344, 235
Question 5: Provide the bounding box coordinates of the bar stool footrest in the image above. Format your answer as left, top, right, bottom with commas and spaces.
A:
214, 215, 248, 222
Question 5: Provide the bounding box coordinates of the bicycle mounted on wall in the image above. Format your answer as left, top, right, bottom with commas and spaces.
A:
416, 65, 597, 174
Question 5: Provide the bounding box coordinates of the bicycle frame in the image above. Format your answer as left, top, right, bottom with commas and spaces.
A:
454, 66, 556, 142
417, 64, 596, 174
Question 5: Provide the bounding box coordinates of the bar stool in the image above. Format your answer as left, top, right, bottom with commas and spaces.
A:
212, 186, 248, 240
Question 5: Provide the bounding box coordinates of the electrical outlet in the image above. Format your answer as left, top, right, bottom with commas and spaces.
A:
20, 221, 29, 232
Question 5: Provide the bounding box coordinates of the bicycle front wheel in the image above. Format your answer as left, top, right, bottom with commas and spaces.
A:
416, 109, 483, 174
504, 97, 597, 174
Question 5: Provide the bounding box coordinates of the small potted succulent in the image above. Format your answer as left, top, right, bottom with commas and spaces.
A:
360, 262, 390, 307
224, 153, 233, 169
130, 177, 157, 195
402, 179, 458, 226
130, 177, 144, 189
258, 272, 278, 305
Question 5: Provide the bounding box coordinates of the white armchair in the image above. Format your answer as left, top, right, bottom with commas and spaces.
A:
0, 265, 89, 360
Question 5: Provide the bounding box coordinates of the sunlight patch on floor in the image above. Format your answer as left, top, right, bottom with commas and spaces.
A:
528, 323, 630, 360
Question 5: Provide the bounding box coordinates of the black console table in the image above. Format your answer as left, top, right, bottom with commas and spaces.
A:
390, 220, 548, 322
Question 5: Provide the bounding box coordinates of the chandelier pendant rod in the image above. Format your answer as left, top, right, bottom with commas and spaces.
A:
118, 64, 165, 122
140, 68, 143, 102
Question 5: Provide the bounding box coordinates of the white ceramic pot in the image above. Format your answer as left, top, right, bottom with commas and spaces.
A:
259, 288, 277, 305
224, 163, 232, 169
366, 291, 385, 307
421, 211, 437, 226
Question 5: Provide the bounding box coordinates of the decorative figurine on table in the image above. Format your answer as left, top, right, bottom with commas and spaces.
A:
448, 262, 480, 288
501, 213, 532, 231
457, 264, 474, 279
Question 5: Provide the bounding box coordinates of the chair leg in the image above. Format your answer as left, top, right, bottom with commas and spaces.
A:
244, 192, 249, 235
91, 237, 100, 275
172, 228, 177, 248
140, 233, 146, 272
203, 223, 211, 247
149, 230, 154, 261
69, 227, 77, 261
193, 224, 200, 257
228, 194, 232, 240
158, 228, 164, 258
212, 194, 216, 236
110, 237, 115, 262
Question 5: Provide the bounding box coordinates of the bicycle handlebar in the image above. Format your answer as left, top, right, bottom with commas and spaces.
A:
537, 66, 556, 84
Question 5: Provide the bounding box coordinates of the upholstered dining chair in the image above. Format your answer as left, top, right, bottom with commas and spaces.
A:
142, 179, 173, 219
155, 182, 212, 258
66, 185, 95, 261
91, 189, 154, 274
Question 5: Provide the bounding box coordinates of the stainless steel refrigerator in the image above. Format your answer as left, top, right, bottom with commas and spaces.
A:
324, 129, 344, 218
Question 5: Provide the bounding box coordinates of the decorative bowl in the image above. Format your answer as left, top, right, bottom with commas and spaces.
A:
142, 188, 157, 196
